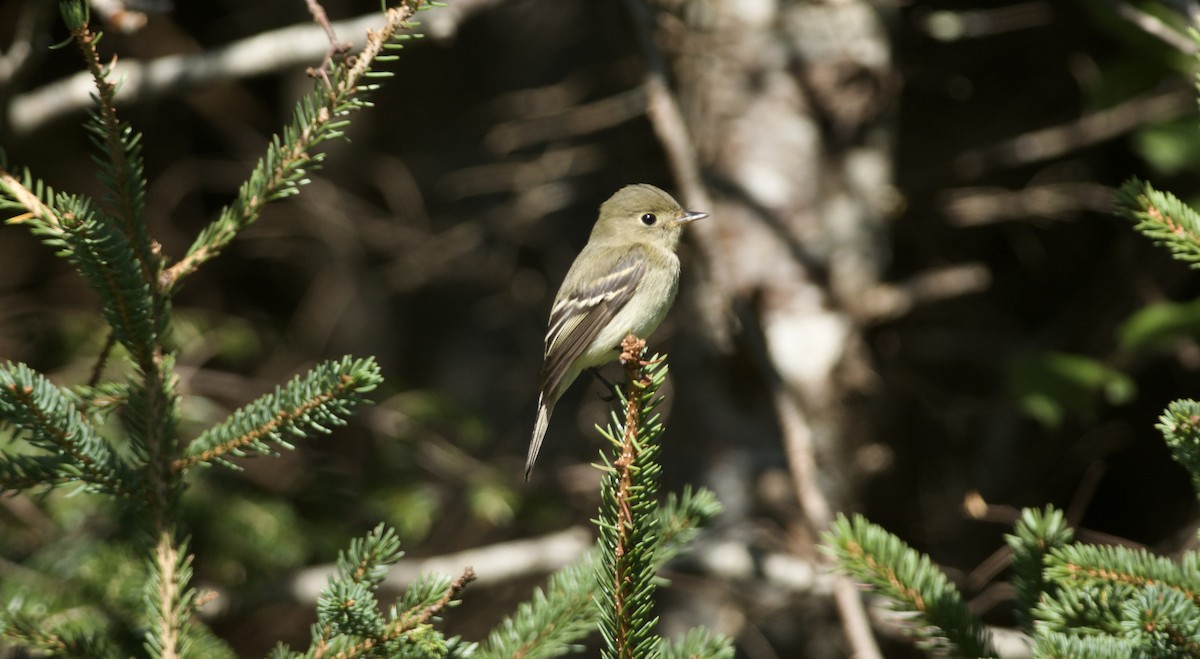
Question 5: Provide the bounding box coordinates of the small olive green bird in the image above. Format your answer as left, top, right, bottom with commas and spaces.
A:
525, 184, 707, 480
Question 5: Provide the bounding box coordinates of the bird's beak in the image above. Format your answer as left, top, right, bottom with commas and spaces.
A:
672, 210, 708, 226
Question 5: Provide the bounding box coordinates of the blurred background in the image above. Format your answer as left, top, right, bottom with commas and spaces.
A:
2, 0, 1200, 656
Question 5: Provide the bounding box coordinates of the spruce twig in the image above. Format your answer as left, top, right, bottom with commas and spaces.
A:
1003, 505, 1073, 633
0, 361, 129, 494
174, 357, 382, 472
1158, 399, 1200, 500
159, 1, 425, 292
0, 2, 432, 656
477, 487, 723, 659
1117, 177, 1200, 267
289, 525, 476, 659
597, 334, 666, 659
824, 513, 999, 658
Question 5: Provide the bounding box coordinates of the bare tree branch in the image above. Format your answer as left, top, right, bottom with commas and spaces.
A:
939, 183, 1114, 226
88, 0, 148, 34
954, 84, 1194, 178
6, 1, 500, 135
1106, 0, 1197, 53
288, 526, 592, 604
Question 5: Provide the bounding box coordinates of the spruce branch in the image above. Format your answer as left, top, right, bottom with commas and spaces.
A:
824, 513, 998, 658
1117, 177, 1200, 267
62, 0, 159, 294
1119, 585, 1200, 656
659, 627, 734, 659
123, 355, 181, 532
2, 137, 176, 524
0, 166, 65, 234
1044, 542, 1200, 603
652, 485, 723, 565
299, 524, 475, 659
58, 193, 159, 367
0, 361, 128, 494
1033, 632, 1138, 659
1158, 399, 1200, 500
0, 611, 119, 659
0, 168, 159, 369
160, 1, 427, 292
478, 479, 722, 659
1004, 505, 1074, 633
596, 334, 667, 659
1033, 581, 1125, 638
144, 532, 194, 659
175, 356, 382, 472
477, 555, 598, 659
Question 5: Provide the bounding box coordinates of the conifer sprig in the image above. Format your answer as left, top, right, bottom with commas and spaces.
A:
144, 533, 193, 659
1117, 177, 1200, 267
652, 486, 722, 564
478, 445, 724, 659
477, 556, 598, 659
175, 356, 382, 472
0, 361, 128, 494
0, 2, 463, 657
55, 193, 160, 366
1032, 632, 1137, 659
1043, 543, 1200, 603
1158, 399, 1200, 499
659, 628, 735, 659
824, 513, 998, 658
282, 524, 476, 659
0, 166, 159, 368
596, 335, 668, 659
161, 1, 427, 291
0, 611, 118, 659
1004, 505, 1074, 633
61, 1, 158, 295
0, 167, 68, 235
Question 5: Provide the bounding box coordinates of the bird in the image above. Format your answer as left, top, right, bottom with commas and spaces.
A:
525, 183, 707, 480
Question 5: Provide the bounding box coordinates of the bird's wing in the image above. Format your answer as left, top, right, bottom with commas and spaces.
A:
539, 248, 646, 399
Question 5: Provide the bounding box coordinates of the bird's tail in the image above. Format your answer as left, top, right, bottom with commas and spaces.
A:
525, 397, 553, 481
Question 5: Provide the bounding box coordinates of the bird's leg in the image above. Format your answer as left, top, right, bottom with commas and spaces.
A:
589, 367, 619, 402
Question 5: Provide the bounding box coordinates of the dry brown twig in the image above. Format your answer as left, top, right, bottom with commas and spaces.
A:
305, 0, 352, 88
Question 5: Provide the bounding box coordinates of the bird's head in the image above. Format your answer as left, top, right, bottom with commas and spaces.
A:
591, 183, 707, 248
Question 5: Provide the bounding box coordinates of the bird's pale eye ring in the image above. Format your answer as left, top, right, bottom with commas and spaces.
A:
640, 213, 657, 226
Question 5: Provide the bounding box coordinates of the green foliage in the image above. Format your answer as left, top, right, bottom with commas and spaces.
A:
0, 360, 129, 493
595, 353, 669, 659
179, 356, 382, 471
1007, 350, 1135, 428
1158, 399, 1200, 499
659, 628, 735, 659
1134, 118, 1200, 176
1118, 298, 1200, 353
828, 165, 1200, 654
1117, 177, 1200, 267
1043, 542, 1200, 603
478, 476, 725, 659
824, 514, 998, 658
1032, 632, 1137, 659
1, 3, 729, 658
827, 505, 1200, 657
0, 2, 455, 657
1004, 506, 1074, 633
164, 4, 426, 289
478, 555, 597, 659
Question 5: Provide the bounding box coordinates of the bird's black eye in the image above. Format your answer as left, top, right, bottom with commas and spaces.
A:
640, 213, 657, 226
